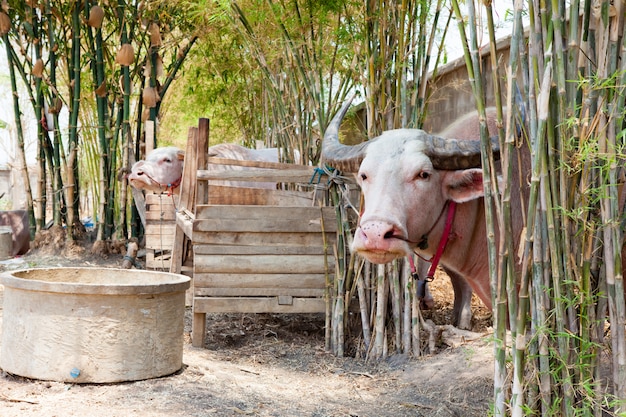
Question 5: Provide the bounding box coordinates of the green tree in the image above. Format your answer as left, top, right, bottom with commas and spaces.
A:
1, 0, 197, 249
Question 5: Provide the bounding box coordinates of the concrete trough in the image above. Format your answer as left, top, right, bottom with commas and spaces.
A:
0, 267, 190, 383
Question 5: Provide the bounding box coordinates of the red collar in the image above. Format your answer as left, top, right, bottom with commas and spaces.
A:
408, 200, 457, 280
164, 176, 182, 195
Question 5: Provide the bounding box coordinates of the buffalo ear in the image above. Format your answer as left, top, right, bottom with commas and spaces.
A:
442, 169, 485, 202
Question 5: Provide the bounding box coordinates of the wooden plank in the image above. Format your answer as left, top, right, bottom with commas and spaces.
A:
198, 168, 315, 183
146, 255, 172, 270
192, 312, 206, 347
195, 288, 325, 297
170, 126, 198, 275
193, 272, 328, 289
145, 223, 176, 236
196, 119, 209, 206
175, 210, 194, 239
146, 235, 174, 247
192, 231, 333, 247
145, 210, 176, 221
146, 248, 172, 266
194, 206, 337, 233
194, 254, 331, 274
181, 127, 199, 211
196, 204, 336, 221
145, 193, 177, 206
193, 244, 331, 256
207, 185, 314, 207
193, 297, 326, 314
194, 218, 336, 234
208, 157, 314, 171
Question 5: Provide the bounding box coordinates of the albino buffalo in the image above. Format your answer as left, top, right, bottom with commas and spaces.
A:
321, 100, 518, 327
128, 147, 185, 194
128, 143, 279, 194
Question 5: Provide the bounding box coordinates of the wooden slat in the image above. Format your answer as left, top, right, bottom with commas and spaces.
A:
192, 231, 333, 247
196, 119, 209, 206
193, 312, 206, 347
197, 168, 315, 183
145, 223, 176, 236
175, 210, 194, 239
194, 254, 331, 274
194, 206, 337, 233
170, 126, 198, 274
145, 210, 176, 221
193, 244, 331, 256
195, 288, 325, 297
194, 218, 336, 234
208, 157, 314, 171
146, 240, 173, 251
208, 156, 315, 174
193, 272, 328, 289
145, 193, 177, 206
146, 251, 172, 269
207, 185, 314, 206
193, 297, 326, 314
179, 126, 199, 211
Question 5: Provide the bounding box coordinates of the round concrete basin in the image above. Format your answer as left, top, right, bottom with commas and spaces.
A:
0, 267, 190, 383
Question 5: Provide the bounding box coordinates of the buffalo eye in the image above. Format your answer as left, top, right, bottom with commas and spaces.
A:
359, 173, 367, 182
414, 171, 430, 180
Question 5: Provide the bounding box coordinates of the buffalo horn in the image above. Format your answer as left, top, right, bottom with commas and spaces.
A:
321, 96, 501, 172
423, 135, 501, 170
320, 96, 371, 173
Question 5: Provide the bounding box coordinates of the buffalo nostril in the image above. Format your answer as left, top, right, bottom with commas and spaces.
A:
383, 230, 395, 239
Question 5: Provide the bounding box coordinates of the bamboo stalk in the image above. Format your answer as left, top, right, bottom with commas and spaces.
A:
333, 242, 345, 357
389, 261, 402, 353
411, 282, 421, 357
401, 260, 412, 354
356, 259, 371, 352
66, 1, 82, 240
2, 33, 35, 232
372, 263, 387, 359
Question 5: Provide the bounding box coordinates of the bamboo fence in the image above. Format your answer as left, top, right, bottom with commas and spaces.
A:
324, 1, 626, 415
449, 1, 626, 415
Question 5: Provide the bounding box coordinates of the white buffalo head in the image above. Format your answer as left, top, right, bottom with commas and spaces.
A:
128, 147, 185, 194
321, 98, 500, 265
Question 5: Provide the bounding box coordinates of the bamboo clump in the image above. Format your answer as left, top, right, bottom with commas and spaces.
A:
450, 1, 626, 415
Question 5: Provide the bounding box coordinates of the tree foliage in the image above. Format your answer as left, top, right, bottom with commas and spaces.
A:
0, 0, 197, 247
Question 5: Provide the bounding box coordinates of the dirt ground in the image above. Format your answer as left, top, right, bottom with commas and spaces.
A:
0, 236, 495, 417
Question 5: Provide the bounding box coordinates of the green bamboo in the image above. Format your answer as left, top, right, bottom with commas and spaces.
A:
45, 0, 64, 229
371, 264, 387, 359
30, 3, 46, 236
2, 31, 35, 228
450, 2, 505, 410
356, 259, 371, 352
65, 1, 82, 240
85, 0, 110, 241
320, 201, 333, 352
389, 260, 402, 353
401, 260, 412, 354
332, 243, 345, 356
414, 0, 450, 128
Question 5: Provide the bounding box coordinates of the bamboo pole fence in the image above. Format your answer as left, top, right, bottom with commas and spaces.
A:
448, 0, 626, 415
